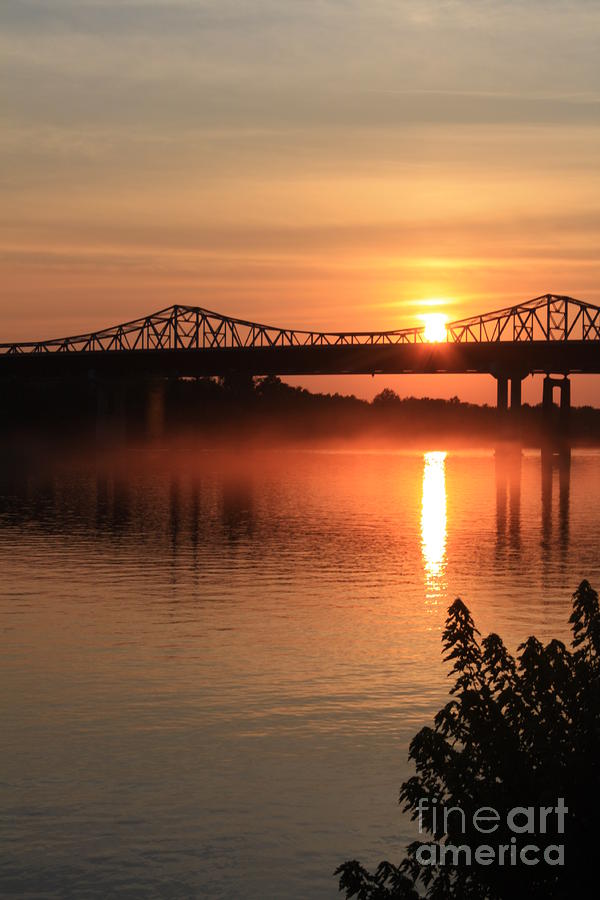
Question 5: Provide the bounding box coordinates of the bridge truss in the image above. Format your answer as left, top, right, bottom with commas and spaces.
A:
1, 294, 599, 356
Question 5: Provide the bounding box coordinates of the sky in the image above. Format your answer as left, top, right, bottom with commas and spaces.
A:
1, 0, 599, 402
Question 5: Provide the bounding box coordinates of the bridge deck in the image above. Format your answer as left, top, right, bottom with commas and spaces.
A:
0, 341, 598, 379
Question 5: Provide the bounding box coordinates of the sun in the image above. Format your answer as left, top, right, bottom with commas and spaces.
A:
421, 313, 448, 343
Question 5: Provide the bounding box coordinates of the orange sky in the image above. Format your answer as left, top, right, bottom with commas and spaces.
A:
2, 1, 599, 404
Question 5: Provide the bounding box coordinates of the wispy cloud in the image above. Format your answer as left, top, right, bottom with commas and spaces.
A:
1, 0, 599, 340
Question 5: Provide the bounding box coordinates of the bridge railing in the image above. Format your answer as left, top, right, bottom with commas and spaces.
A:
1, 294, 599, 355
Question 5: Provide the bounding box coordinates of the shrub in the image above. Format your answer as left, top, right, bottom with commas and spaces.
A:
335, 581, 600, 898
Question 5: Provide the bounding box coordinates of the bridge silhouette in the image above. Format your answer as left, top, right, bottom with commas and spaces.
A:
2, 293, 600, 417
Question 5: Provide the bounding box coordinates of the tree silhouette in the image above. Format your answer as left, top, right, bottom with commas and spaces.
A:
335, 581, 600, 898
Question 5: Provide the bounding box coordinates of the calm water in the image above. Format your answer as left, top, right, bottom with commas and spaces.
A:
1, 444, 598, 898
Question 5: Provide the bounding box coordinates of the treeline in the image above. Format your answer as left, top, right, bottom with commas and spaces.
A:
3, 374, 600, 444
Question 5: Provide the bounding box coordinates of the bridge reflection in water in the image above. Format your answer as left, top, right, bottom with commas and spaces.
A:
494, 446, 571, 569
417, 446, 572, 606
0, 447, 573, 554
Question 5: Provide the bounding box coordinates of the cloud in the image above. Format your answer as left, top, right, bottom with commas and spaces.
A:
1, 0, 599, 339
2, 1, 599, 99
2, 207, 599, 260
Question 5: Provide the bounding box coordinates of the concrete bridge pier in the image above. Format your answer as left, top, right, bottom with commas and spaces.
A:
496, 376, 508, 414
495, 374, 524, 413
510, 375, 522, 411
495, 373, 525, 441
542, 375, 571, 453
146, 380, 166, 440
92, 377, 128, 442
94, 379, 109, 438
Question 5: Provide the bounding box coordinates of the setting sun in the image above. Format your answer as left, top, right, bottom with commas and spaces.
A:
421, 313, 448, 343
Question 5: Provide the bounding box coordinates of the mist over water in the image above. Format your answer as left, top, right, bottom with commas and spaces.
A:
1, 443, 598, 898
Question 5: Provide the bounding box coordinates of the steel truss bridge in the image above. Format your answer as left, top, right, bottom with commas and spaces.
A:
1, 295, 600, 407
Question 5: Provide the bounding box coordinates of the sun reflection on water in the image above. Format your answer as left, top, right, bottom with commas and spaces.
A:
421, 451, 447, 600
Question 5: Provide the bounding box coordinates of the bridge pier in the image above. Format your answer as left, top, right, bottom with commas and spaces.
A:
510, 376, 522, 411
95, 380, 109, 439
560, 376, 571, 427
146, 381, 166, 440
495, 373, 524, 442
542, 374, 571, 453
93, 377, 128, 442
496, 376, 508, 413
495, 374, 523, 414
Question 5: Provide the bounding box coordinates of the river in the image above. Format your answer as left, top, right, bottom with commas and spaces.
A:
1, 444, 596, 898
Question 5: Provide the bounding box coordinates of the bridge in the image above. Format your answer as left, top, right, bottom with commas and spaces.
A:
2, 293, 600, 416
